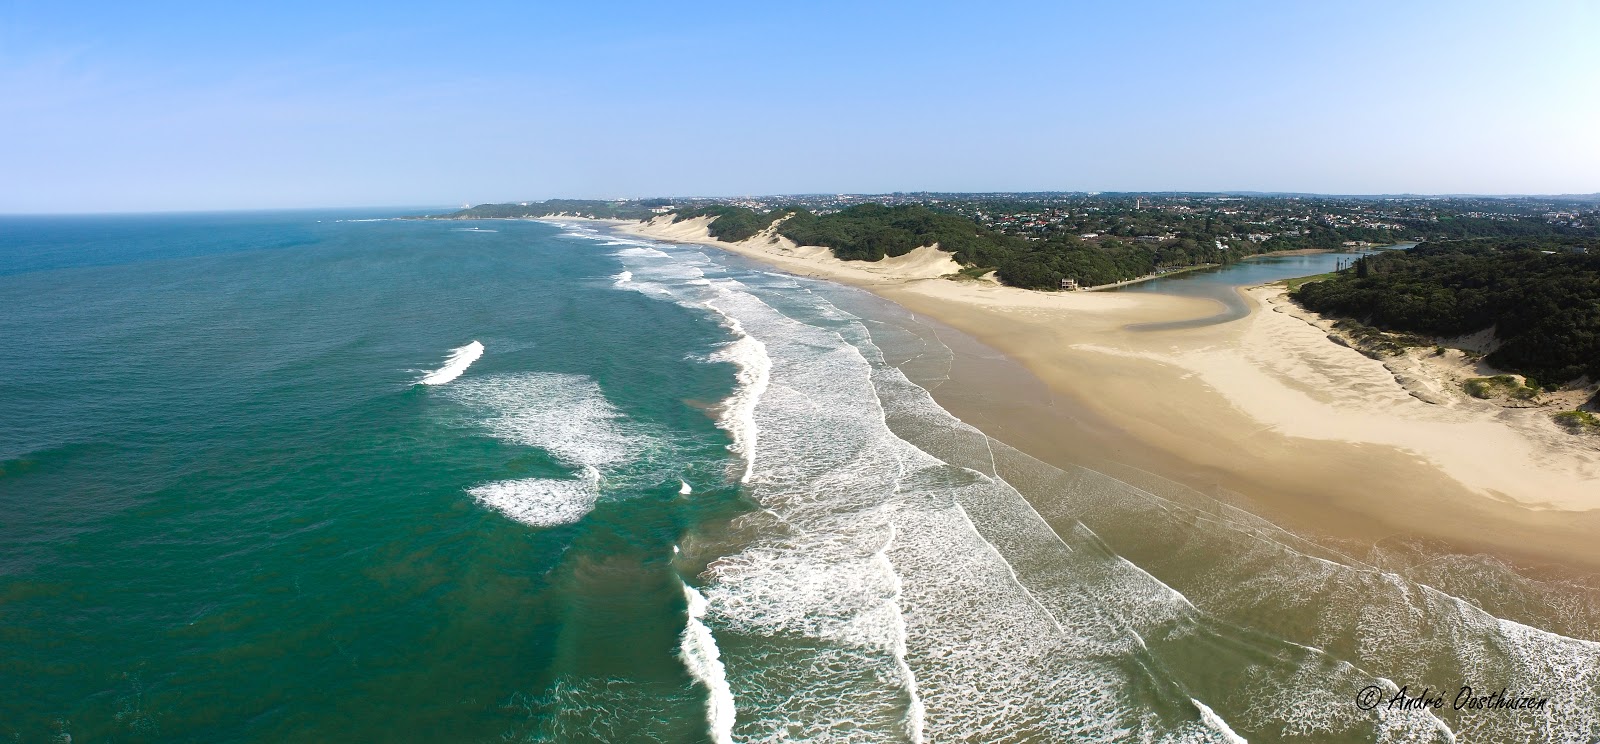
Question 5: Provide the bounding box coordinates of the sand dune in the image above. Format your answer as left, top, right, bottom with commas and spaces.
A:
620, 215, 963, 282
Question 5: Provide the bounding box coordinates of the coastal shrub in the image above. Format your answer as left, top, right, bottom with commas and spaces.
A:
1553, 410, 1599, 432
1463, 375, 1541, 401
674, 206, 787, 242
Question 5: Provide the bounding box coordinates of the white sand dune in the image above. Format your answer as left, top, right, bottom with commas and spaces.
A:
621, 215, 962, 283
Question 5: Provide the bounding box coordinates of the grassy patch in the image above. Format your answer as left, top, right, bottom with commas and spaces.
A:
1464, 375, 1540, 400
1284, 272, 1336, 292
1553, 410, 1599, 433
1330, 318, 1432, 357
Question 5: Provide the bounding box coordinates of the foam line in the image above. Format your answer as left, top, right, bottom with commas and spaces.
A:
1191, 698, 1248, 744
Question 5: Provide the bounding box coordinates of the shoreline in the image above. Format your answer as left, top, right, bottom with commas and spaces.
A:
596, 215, 1600, 571
1077, 262, 1219, 291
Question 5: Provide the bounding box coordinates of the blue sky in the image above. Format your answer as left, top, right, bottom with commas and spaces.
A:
2, 0, 1597, 212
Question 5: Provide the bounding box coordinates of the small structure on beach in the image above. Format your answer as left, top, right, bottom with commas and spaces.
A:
1060, 278, 1080, 291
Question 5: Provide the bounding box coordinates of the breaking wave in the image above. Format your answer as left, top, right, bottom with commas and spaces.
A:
446, 372, 649, 527
679, 581, 736, 744
467, 466, 600, 527
703, 308, 769, 483
419, 340, 484, 385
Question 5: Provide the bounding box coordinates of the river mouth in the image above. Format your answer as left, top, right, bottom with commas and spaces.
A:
1115, 246, 1412, 330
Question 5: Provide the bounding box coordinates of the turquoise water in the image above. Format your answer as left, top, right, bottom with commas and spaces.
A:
1117, 248, 1409, 329
2, 214, 744, 741
3, 218, 1596, 742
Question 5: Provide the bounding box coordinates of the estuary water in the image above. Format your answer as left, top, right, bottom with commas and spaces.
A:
1116, 248, 1411, 330
2, 217, 1594, 743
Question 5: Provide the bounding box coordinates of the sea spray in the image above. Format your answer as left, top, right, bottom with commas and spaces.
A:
419, 340, 484, 385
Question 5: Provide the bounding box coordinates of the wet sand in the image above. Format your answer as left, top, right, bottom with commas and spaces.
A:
608, 216, 1600, 573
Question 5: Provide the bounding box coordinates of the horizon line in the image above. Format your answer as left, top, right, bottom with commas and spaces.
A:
5, 190, 1600, 217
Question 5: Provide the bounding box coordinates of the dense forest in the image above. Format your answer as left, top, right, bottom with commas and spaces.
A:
674, 204, 1235, 289
1292, 238, 1600, 382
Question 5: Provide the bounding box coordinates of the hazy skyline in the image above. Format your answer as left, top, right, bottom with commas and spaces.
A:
3, 0, 1598, 213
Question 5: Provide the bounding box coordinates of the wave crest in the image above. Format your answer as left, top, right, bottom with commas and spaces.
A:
419, 341, 484, 385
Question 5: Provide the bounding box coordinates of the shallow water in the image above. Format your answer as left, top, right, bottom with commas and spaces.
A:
2, 218, 1593, 743
1117, 247, 1410, 329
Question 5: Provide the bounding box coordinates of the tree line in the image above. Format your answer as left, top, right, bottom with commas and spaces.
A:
1292, 238, 1600, 382
675, 203, 1237, 289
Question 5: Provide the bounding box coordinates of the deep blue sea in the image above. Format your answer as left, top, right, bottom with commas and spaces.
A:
2, 215, 1594, 742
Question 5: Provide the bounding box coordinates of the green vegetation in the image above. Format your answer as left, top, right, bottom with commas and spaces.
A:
779, 204, 1013, 262
418, 193, 1599, 297
682, 204, 1241, 290
1554, 410, 1599, 432
1462, 375, 1540, 400
1283, 271, 1336, 291
672, 205, 786, 242
1293, 238, 1600, 383
1330, 318, 1433, 357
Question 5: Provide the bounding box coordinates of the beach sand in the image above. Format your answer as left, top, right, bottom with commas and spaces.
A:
610, 216, 1600, 571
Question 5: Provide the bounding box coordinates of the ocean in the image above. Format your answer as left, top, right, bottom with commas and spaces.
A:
2, 213, 1595, 743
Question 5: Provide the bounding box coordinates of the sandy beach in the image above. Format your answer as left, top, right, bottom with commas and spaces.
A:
606, 215, 1600, 570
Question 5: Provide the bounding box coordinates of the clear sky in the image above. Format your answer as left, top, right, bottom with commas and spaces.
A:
3, 0, 1597, 212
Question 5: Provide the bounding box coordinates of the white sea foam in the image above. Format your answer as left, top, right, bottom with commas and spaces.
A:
682, 283, 1183, 740
575, 225, 1596, 742
679, 581, 736, 744
614, 270, 632, 285
419, 341, 484, 385
591, 230, 1218, 740
447, 372, 650, 528
469, 466, 599, 527
613, 245, 671, 258
445, 372, 636, 467
703, 306, 770, 483
1192, 699, 1248, 744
